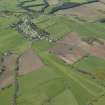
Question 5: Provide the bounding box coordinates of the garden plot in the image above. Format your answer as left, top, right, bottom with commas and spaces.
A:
49, 32, 105, 64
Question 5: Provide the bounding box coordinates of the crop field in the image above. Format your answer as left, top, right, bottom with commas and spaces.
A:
0, 0, 105, 105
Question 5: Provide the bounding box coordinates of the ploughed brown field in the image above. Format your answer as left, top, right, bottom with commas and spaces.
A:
56, 2, 105, 22
0, 54, 17, 89
49, 32, 105, 64
0, 49, 43, 89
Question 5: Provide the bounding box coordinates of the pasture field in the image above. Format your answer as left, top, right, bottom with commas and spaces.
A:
74, 56, 105, 73
0, 0, 105, 105
0, 29, 29, 54
1, 45, 105, 105
34, 15, 105, 39
0, 0, 18, 11
74, 56, 105, 80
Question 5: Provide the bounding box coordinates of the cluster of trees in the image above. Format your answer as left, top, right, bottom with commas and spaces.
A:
0, 56, 5, 76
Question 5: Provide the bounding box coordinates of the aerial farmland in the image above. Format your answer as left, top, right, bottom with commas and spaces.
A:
0, 0, 105, 105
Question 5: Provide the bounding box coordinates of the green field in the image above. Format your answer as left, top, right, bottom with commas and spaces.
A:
0, 0, 105, 105
34, 15, 105, 39
0, 16, 30, 54
0, 0, 18, 11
